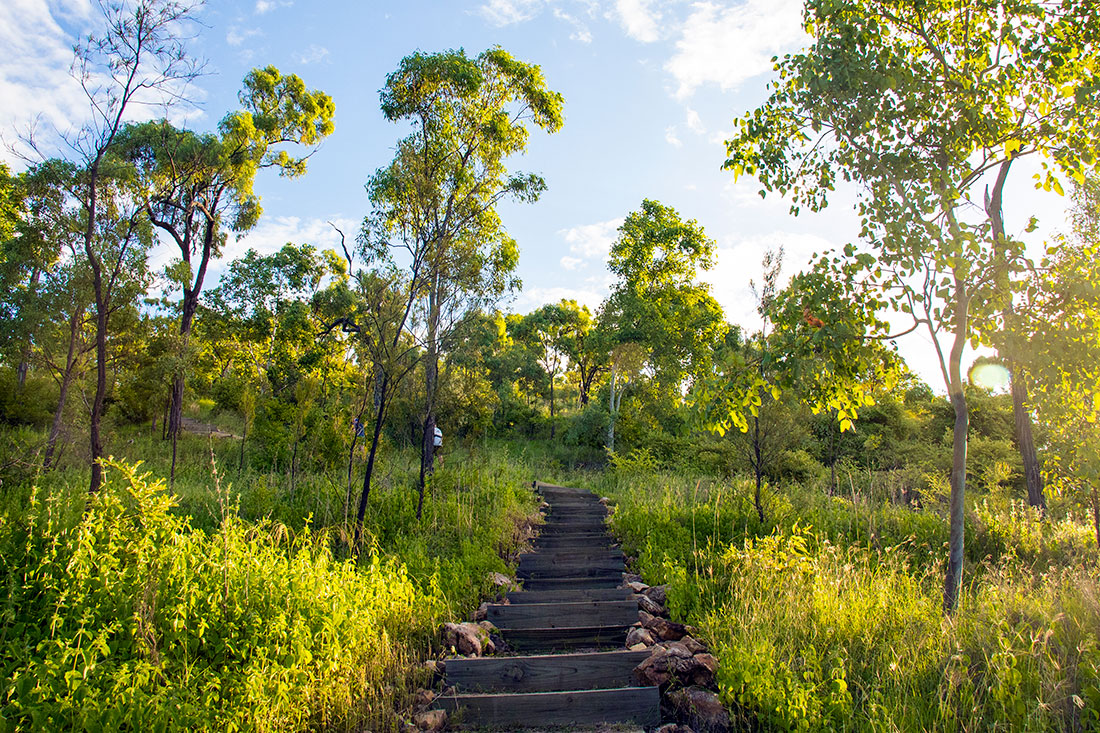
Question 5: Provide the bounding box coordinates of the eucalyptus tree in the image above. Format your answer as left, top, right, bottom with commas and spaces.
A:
516, 301, 582, 436
724, 0, 1100, 611
53, 0, 204, 493
121, 66, 334, 461
559, 300, 605, 407
602, 199, 726, 396
366, 46, 563, 517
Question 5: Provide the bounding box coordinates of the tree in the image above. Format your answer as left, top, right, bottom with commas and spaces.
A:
40, 0, 204, 493
724, 0, 1100, 611
516, 301, 582, 437
367, 46, 563, 518
603, 199, 727, 394
606, 341, 646, 453
121, 65, 334, 477
560, 300, 606, 407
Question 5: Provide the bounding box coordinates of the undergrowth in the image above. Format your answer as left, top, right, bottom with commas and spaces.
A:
587, 469, 1100, 731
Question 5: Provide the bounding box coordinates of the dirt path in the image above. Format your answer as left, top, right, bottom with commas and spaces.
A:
179, 416, 240, 440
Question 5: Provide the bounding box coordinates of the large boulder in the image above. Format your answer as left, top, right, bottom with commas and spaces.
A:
643, 584, 669, 606
637, 593, 666, 616
640, 610, 692, 641
413, 709, 448, 731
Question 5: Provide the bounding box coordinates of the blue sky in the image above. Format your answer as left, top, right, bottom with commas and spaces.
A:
0, 0, 1073, 390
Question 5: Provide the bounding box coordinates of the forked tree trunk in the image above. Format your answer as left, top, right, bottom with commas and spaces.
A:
44, 307, 85, 469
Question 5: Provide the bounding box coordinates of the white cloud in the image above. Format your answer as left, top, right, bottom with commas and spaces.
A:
614, 0, 662, 42
478, 0, 544, 26
554, 7, 593, 42
558, 217, 624, 264
227, 26, 261, 47
703, 231, 833, 330
0, 0, 94, 164
254, 0, 291, 14
561, 255, 584, 269
666, 0, 807, 99
665, 125, 683, 148
685, 107, 704, 134
295, 44, 330, 65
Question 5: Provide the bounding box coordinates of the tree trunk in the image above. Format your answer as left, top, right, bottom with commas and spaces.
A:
606, 369, 617, 452
549, 376, 556, 438
44, 306, 85, 469
417, 280, 440, 520
167, 288, 199, 438
985, 159, 1045, 511
942, 287, 971, 614
753, 414, 765, 523
353, 375, 390, 551
238, 424, 247, 476
1010, 368, 1046, 511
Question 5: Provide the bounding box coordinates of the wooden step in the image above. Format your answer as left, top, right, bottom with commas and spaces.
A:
533, 535, 617, 549
538, 521, 608, 533
517, 560, 625, 580
521, 575, 623, 591
435, 685, 660, 728
444, 650, 651, 693
520, 549, 624, 564
501, 624, 632, 651
488, 600, 639, 629
507, 587, 634, 605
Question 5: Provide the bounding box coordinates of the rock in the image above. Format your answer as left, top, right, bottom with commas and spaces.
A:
488, 572, 514, 588
640, 612, 691, 641
625, 626, 657, 647
624, 572, 644, 584
664, 641, 692, 658
643, 584, 668, 606
689, 653, 720, 688
477, 620, 496, 633
667, 687, 730, 733
656, 725, 696, 733
633, 645, 672, 687
637, 593, 666, 616
628, 642, 650, 651
412, 688, 436, 709
442, 622, 483, 656
539, 501, 550, 509
599, 496, 611, 505
472, 602, 490, 622
627, 580, 649, 593
424, 659, 444, 677
489, 632, 510, 654
680, 635, 707, 654
413, 708, 448, 731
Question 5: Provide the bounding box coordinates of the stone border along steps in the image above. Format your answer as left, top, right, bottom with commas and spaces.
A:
434, 482, 660, 730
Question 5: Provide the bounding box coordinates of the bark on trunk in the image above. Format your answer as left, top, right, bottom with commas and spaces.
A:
606, 369, 617, 452
943, 285, 971, 614
353, 376, 390, 551
1010, 368, 1046, 511
549, 377, 556, 439
44, 306, 85, 469
417, 280, 440, 520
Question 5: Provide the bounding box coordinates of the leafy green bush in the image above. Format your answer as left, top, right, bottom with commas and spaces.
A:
0, 460, 439, 731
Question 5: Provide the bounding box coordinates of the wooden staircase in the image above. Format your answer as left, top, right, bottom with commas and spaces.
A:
435, 482, 660, 729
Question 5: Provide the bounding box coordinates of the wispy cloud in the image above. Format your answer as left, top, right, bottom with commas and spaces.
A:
558, 217, 624, 266
554, 7, 593, 43
666, 0, 807, 99
613, 0, 661, 42
226, 26, 261, 47
664, 125, 683, 148
255, 0, 292, 14
685, 107, 704, 134
478, 0, 544, 26
295, 45, 330, 65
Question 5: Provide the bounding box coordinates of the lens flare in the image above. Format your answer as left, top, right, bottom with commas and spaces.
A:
970, 362, 1011, 390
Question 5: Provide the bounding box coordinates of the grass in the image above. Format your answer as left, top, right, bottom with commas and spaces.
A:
576, 467, 1100, 732
0, 427, 545, 731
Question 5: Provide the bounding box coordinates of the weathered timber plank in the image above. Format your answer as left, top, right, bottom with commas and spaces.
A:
538, 520, 608, 532
521, 575, 623, 591
519, 549, 624, 564
506, 588, 634, 604
488, 600, 639, 629
501, 624, 631, 651
444, 650, 651, 693
517, 560, 625, 580
435, 685, 660, 728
